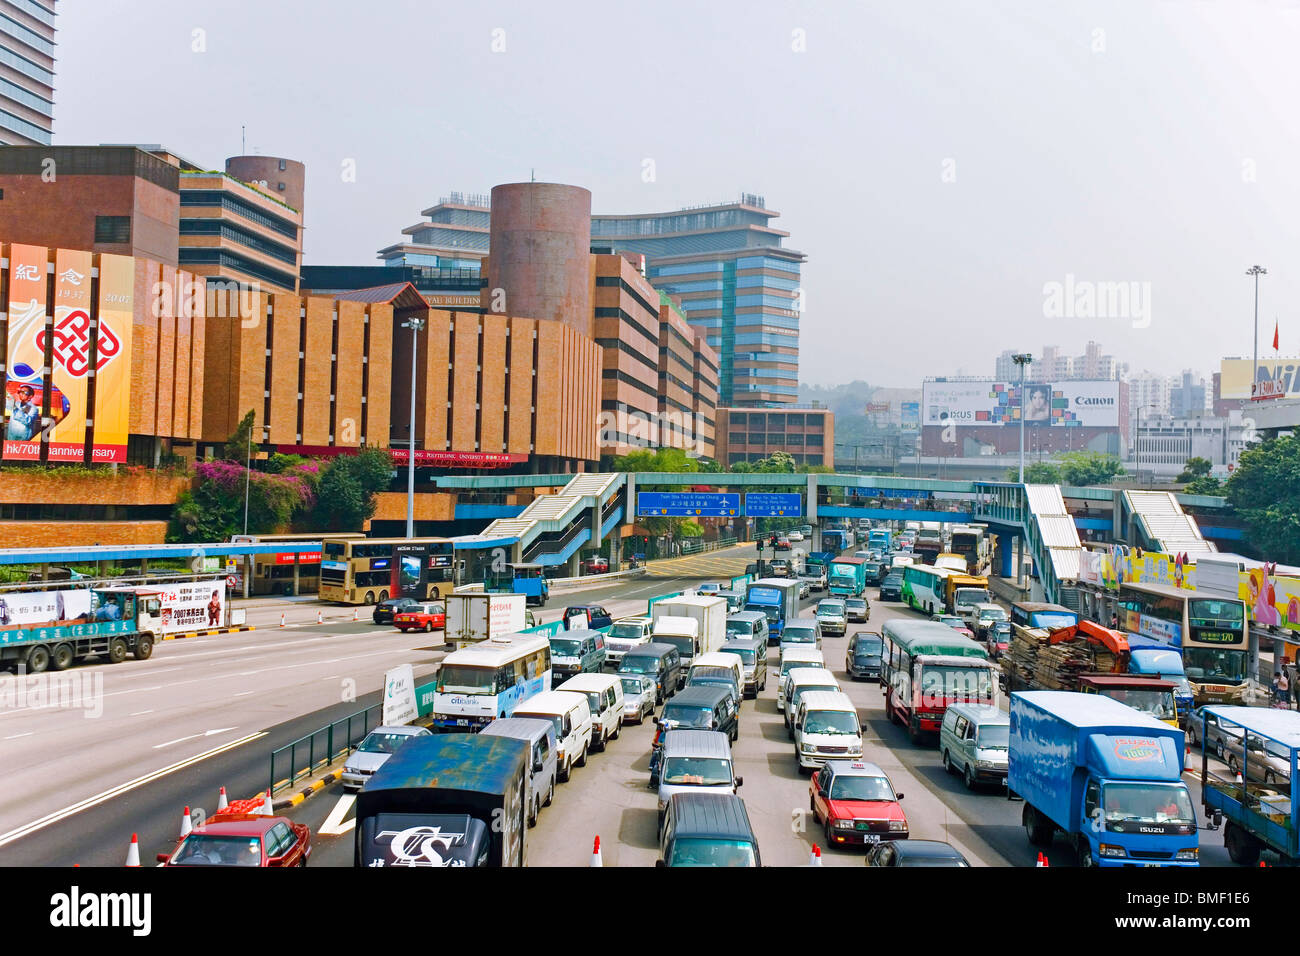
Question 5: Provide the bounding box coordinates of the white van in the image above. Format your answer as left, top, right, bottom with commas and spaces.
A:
783, 667, 840, 734
776, 647, 826, 712
557, 672, 624, 751
480, 717, 558, 827
793, 691, 863, 772
688, 652, 746, 707
512, 690, 593, 783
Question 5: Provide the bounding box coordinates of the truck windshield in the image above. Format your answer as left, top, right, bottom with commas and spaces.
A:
745, 604, 781, 624
919, 665, 993, 700
955, 589, 990, 606
436, 665, 497, 695
1097, 688, 1177, 721
662, 757, 733, 786
669, 838, 756, 867
1103, 783, 1195, 826
657, 635, 695, 657
1184, 648, 1249, 684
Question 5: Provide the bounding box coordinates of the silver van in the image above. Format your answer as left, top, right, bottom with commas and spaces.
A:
719, 637, 767, 698
939, 703, 1010, 790
480, 717, 558, 826
656, 729, 742, 831
725, 611, 769, 645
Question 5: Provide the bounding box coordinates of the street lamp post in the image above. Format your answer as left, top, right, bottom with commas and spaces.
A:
1011, 353, 1033, 483
1246, 265, 1267, 401
404, 317, 426, 538
243, 420, 252, 535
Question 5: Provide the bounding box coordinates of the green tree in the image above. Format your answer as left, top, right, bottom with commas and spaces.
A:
1184, 474, 1222, 495
1176, 456, 1213, 483
1006, 462, 1063, 483
308, 448, 395, 531
1224, 434, 1300, 564
1057, 451, 1125, 486
221, 410, 257, 463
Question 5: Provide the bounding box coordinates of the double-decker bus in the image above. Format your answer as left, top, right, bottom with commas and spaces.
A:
901, 564, 955, 615
319, 537, 456, 605
1117, 581, 1249, 704
948, 525, 991, 576
231, 532, 366, 595
880, 619, 997, 743
431, 634, 553, 731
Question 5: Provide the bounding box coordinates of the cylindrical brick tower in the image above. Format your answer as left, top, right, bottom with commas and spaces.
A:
225, 155, 306, 213
487, 182, 592, 336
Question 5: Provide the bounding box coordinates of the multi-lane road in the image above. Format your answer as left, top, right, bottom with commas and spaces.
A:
0, 546, 1239, 866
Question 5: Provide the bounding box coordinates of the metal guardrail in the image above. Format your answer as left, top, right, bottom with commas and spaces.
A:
453, 567, 647, 594
680, 536, 738, 556
269, 703, 380, 794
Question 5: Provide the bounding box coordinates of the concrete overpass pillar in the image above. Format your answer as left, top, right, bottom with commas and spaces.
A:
292, 553, 301, 596
567, 552, 581, 578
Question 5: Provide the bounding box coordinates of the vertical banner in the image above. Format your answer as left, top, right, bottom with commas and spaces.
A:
4, 243, 49, 460
45, 248, 93, 461
91, 254, 134, 463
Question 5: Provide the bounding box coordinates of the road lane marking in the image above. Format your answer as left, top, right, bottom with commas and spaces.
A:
129, 710, 154, 717
0, 731, 268, 849
319, 794, 356, 836
232, 691, 255, 697
3, 732, 33, 740
153, 733, 202, 749
205, 726, 238, 736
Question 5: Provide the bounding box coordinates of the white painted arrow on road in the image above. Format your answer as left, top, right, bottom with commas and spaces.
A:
205, 727, 238, 736
319, 794, 356, 836
154, 727, 239, 749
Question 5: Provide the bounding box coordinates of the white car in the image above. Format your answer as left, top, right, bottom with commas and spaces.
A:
788, 531, 804, 542
798, 579, 811, 599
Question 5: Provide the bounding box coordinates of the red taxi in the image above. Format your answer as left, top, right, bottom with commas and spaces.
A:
393, 602, 446, 633
157, 813, 311, 867
809, 760, 908, 849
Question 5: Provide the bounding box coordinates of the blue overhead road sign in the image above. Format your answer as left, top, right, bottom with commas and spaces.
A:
744, 493, 803, 517
637, 492, 739, 517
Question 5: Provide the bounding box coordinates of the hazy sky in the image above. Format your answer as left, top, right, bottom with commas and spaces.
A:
56, 0, 1300, 387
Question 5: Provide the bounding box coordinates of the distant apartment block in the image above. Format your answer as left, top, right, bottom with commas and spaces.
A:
0, 0, 55, 146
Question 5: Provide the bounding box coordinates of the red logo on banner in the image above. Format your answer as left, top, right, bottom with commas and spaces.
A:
37, 312, 121, 377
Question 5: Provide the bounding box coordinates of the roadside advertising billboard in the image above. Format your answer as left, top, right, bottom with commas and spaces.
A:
91, 254, 134, 463
900, 401, 920, 432
4, 243, 50, 460
156, 581, 226, 634
46, 248, 94, 461
394, 542, 430, 598
1219, 358, 1300, 401
922, 381, 1119, 428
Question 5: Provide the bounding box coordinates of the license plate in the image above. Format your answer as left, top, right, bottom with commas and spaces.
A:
455, 719, 469, 726
862, 834, 881, 843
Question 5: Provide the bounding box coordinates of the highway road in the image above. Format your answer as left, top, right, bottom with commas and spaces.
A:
0, 544, 1241, 866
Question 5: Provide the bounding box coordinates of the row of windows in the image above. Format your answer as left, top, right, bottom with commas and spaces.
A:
649, 261, 723, 277
736, 256, 800, 273
0, 38, 52, 86
8, 1, 55, 28
602, 368, 660, 400
729, 452, 823, 466
178, 247, 298, 290
0, 73, 52, 114
738, 273, 800, 291
728, 412, 825, 427
736, 383, 800, 396
94, 215, 131, 244
734, 314, 800, 330
180, 219, 299, 265
734, 333, 799, 348
0, 103, 50, 143
409, 226, 490, 251
735, 293, 797, 309
592, 208, 765, 237
0, 11, 54, 56
179, 189, 299, 239
592, 306, 658, 348
729, 433, 824, 446
595, 337, 658, 374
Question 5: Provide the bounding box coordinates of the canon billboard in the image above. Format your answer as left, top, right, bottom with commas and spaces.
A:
922, 380, 1119, 428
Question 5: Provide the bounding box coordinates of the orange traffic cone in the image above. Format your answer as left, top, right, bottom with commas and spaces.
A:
217, 786, 228, 811
352, 607, 359, 622
259, 789, 274, 815
590, 836, 602, 867
1036, 852, 1049, 867
317, 609, 323, 624
1260, 860, 1268, 868
279, 613, 286, 628
179, 806, 192, 838
125, 833, 140, 867
810, 844, 823, 866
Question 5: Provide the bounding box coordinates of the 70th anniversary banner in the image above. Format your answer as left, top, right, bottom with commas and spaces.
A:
636, 492, 802, 517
